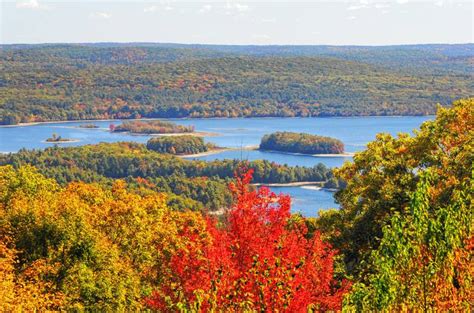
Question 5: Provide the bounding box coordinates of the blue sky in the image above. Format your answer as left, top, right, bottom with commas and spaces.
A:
1, 0, 473, 45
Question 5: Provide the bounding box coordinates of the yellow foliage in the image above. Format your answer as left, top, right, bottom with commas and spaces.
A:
0, 239, 65, 311
0, 164, 209, 311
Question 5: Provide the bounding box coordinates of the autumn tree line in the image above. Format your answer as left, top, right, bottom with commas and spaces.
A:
147, 135, 213, 155
0, 142, 334, 211
111, 120, 195, 134
260, 131, 345, 154
1, 44, 473, 125
0, 98, 471, 310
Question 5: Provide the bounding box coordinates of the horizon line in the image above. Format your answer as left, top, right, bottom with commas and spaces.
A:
2, 41, 473, 47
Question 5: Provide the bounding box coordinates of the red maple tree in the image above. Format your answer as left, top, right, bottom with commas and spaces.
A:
146, 169, 348, 311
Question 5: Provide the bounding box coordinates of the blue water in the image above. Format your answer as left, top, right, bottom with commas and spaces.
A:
262, 186, 338, 216
0, 116, 431, 216
188, 149, 352, 168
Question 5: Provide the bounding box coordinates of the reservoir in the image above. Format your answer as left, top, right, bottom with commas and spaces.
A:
0, 116, 432, 216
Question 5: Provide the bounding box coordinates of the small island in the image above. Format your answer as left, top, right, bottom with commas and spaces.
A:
45, 133, 77, 143
259, 132, 344, 155
147, 135, 217, 155
110, 120, 194, 134
78, 123, 99, 129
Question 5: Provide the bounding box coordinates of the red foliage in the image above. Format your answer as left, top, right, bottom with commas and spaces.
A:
146, 169, 348, 311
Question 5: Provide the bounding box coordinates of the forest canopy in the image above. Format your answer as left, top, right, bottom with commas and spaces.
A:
0, 142, 334, 210
319, 98, 473, 310
0, 98, 471, 311
146, 135, 212, 155
111, 120, 194, 134
1, 44, 472, 124
260, 131, 345, 154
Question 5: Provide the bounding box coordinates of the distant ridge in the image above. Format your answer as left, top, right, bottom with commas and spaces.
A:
0, 43, 472, 124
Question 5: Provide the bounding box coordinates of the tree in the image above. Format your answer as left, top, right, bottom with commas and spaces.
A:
344, 171, 473, 311
0, 239, 65, 311
320, 98, 473, 278
1, 114, 19, 125
0, 164, 207, 311
146, 169, 349, 311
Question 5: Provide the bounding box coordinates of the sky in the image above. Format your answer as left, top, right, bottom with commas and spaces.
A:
1, 0, 473, 45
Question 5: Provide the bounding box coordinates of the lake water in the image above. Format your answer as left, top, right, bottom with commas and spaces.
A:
0, 116, 431, 216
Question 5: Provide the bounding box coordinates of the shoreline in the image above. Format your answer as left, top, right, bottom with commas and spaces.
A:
0, 115, 435, 128
179, 145, 259, 158
180, 146, 353, 159
252, 181, 339, 192
147, 131, 219, 137
0, 119, 117, 128
260, 149, 355, 158
178, 148, 229, 158
42, 139, 81, 144
252, 181, 325, 187
301, 185, 338, 192
312, 152, 355, 157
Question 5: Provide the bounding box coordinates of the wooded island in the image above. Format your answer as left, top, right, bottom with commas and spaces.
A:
110, 120, 194, 134
147, 135, 214, 155
260, 131, 344, 154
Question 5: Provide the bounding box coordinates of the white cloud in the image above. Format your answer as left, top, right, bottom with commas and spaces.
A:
375, 3, 390, 9
17, 0, 39, 9
347, 15, 357, 20
260, 17, 276, 23
226, 2, 249, 13
144, 5, 158, 13
397, 0, 410, 4
252, 34, 270, 40
198, 4, 212, 13
347, 4, 367, 10
144, 2, 174, 13
90, 12, 111, 19
434, 0, 444, 7
16, 0, 48, 10
234, 3, 249, 12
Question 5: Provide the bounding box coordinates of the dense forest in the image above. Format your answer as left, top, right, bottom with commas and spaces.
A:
1, 44, 472, 124
146, 135, 212, 155
0, 98, 471, 310
260, 131, 345, 154
0, 142, 334, 210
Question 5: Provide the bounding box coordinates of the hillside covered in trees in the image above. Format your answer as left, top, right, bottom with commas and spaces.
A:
0, 98, 471, 310
1, 44, 472, 124
0, 142, 333, 211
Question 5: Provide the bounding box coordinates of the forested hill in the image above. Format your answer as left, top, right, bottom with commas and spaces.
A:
155, 43, 474, 74
3, 43, 472, 73
1, 44, 473, 124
